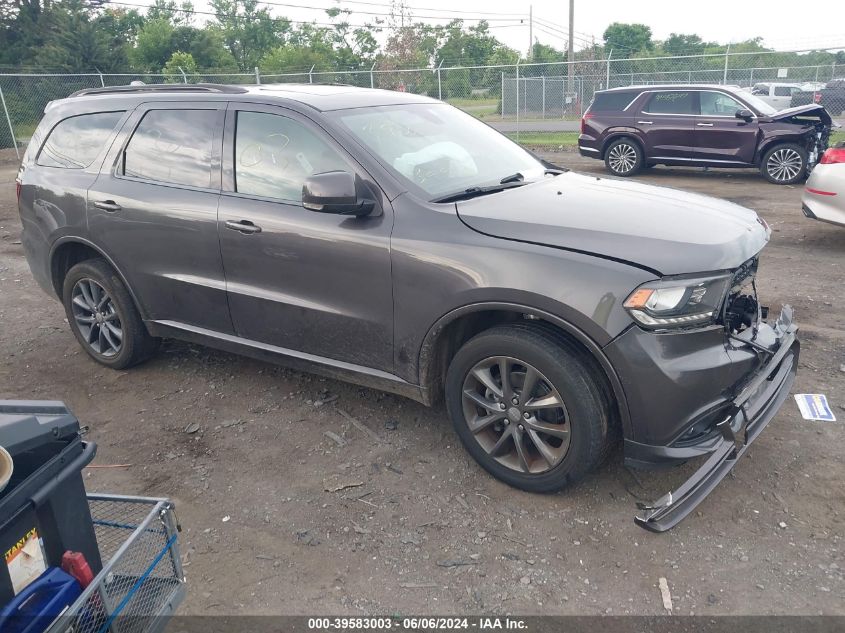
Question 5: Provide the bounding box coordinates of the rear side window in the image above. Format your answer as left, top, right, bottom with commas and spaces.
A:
589, 91, 637, 112
123, 109, 217, 188
37, 112, 124, 169
773, 86, 794, 96
645, 91, 696, 114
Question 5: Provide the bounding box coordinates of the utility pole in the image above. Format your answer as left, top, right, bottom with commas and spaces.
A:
568, 0, 575, 94
528, 5, 533, 60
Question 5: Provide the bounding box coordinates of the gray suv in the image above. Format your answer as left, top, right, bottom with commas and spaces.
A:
17, 84, 799, 531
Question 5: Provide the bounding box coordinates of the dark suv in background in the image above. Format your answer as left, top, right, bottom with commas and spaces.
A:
579, 84, 832, 184
17, 83, 799, 531
791, 78, 845, 116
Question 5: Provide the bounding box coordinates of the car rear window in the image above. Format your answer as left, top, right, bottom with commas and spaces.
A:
645, 91, 696, 114
36, 111, 124, 169
123, 109, 217, 189
589, 91, 637, 112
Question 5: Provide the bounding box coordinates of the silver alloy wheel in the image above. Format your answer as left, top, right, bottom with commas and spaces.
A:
461, 356, 571, 474
71, 278, 123, 357
607, 143, 638, 174
766, 148, 804, 182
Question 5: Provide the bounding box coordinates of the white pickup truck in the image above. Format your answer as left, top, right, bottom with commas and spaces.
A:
749, 83, 804, 110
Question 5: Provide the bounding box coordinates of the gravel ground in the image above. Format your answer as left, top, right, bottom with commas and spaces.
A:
0, 147, 842, 616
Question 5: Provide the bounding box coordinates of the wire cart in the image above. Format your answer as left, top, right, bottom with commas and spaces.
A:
46, 494, 186, 633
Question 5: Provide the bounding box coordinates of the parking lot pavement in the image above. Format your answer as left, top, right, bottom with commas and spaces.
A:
0, 149, 843, 615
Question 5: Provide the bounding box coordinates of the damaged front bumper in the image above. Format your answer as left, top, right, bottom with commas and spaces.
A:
634, 306, 799, 532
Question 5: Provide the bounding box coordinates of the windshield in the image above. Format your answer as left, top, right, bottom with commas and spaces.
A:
738, 91, 778, 115
331, 103, 546, 200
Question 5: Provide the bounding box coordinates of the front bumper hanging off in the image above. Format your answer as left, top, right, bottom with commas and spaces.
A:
634, 307, 799, 532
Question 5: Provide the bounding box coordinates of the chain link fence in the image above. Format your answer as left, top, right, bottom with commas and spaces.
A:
1, 46, 843, 157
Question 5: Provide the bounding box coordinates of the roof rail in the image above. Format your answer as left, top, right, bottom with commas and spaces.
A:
69, 83, 249, 98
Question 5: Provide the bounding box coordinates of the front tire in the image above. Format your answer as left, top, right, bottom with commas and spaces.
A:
761, 143, 807, 185
445, 324, 611, 493
604, 137, 644, 177
62, 259, 159, 369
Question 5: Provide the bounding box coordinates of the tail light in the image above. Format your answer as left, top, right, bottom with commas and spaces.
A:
15, 179, 21, 202
819, 147, 845, 165
813, 92, 822, 103
580, 112, 594, 134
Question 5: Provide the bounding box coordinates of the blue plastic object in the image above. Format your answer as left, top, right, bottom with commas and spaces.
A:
0, 567, 82, 633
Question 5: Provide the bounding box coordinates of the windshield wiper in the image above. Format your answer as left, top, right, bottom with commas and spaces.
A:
431, 180, 527, 204
499, 172, 524, 184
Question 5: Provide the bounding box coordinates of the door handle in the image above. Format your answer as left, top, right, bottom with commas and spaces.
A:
225, 220, 262, 235
93, 200, 121, 212
637, 120, 653, 125
696, 123, 715, 127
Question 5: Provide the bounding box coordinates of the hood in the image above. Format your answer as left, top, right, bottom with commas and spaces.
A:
766, 104, 832, 125
456, 172, 769, 276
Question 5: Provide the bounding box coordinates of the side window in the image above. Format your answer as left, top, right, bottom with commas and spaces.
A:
37, 111, 124, 169
123, 109, 217, 188
773, 86, 792, 97
234, 111, 350, 202
700, 92, 744, 116
645, 91, 696, 115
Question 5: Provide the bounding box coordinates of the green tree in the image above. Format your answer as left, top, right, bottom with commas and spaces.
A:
33, 3, 116, 71
210, 0, 288, 71
131, 18, 176, 71
162, 50, 197, 82
662, 33, 710, 56
602, 22, 653, 56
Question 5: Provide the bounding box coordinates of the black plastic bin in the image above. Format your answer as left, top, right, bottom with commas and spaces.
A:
0, 401, 100, 607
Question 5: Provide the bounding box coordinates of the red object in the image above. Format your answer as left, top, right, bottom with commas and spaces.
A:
61, 551, 95, 588
806, 187, 837, 196
15, 179, 21, 202
819, 147, 845, 165
580, 112, 594, 134
813, 92, 822, 104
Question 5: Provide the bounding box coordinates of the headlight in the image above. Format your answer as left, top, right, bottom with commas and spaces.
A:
623, 274, 731, 329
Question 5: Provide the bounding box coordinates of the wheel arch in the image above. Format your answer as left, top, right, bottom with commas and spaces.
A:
755, 134, 809, 165
600, 130, 646, 160
418, 302, 632, 438
49, 237, 148, 320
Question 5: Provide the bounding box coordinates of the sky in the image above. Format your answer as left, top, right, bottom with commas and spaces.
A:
136, 0, 845, 56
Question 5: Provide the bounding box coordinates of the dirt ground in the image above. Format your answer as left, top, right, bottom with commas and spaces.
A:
0, 147, 842, 616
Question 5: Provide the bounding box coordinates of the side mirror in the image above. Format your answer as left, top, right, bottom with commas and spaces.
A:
735, 108, 754, 122
302, 171, 375, 217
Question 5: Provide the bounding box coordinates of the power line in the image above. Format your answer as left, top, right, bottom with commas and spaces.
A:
106, 1, 526, 28
230, 0, 528, 22
317, 0, 526, 17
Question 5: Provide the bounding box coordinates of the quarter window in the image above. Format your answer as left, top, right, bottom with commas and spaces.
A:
699, 91, 745, 116
37, 112, 124, 169
234, 111, 349, 202
645, 91, 696, 115
123, 109, 217, 188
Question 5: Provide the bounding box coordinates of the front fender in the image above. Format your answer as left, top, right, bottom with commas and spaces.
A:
417, 300, 634, 439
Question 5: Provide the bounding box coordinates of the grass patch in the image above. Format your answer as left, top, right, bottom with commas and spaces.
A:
446, 97, 498, 108
506, 132, 579, 148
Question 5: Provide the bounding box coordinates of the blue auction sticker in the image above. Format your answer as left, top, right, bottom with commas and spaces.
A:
794, 394, 837, 422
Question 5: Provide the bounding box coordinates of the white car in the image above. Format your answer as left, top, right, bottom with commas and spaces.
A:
750, 82, 804, 110
803, 144, 845, 226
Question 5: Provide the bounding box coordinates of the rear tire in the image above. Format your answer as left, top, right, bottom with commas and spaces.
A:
760, 143, 807, 185
445, 324, 611, 493
604, 137, 644, 177
62, 259, 159, 369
